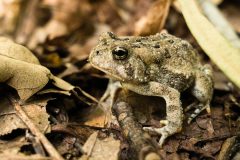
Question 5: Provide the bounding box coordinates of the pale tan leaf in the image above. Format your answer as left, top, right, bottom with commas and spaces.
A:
0, 37, 75, 100
0, 97, 50, 136
51, 76, 74, 91
0, 37, 51, 100
0, 136, 29, 154
0, 37, 40, 64
178, 0, 240, 88
0, 153, 51, 160
80, 132, 120, 160
196, 0, 240, 48
38, 88, 71, 96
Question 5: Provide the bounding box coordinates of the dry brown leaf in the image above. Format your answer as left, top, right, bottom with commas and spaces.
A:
0, 96, 50, 136
83, 107, 107, 128
80, 132, 120, 160
28, 0, 93, 49
134, 0, 171, 36
202, 141, 223, 155
31, 0, 91, 41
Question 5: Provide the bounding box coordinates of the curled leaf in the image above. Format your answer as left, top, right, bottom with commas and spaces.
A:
0, 37, 75, 100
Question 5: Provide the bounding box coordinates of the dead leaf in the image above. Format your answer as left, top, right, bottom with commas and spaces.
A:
0, 37, 50, 100
196, 0, 240, 48
218, 136, 239, 160
0, 37, 40, 64
0, 136, 29, 154
38, 88, 71, 96
0, 36, 75, 100
0, 96, 50, 136
163, 139, 180, 153
0, 153, 51, 160
202, 141, 222, 155
83, 107, 107, 128
80, 132, 120, 160
134, 0, 171, 36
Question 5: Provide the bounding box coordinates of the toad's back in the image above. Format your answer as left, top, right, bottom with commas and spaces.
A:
127, 33, 200, 91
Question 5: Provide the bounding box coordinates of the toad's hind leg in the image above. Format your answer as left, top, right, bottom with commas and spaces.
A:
188, 65, 213, 123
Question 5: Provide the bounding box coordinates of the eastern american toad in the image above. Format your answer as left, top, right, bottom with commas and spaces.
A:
89, 32, 213, 147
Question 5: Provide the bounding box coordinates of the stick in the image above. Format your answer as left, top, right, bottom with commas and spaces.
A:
14, 102, 64, 160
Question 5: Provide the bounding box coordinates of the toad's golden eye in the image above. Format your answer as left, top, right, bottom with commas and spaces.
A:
112, 47, 128, 60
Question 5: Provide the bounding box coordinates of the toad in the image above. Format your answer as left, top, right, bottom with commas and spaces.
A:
89, 32, 213, 147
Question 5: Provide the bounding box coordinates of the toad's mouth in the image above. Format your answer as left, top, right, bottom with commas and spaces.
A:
90, 62, 125, 82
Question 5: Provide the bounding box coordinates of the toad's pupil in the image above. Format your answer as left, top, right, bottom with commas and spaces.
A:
112, 47, 128, 60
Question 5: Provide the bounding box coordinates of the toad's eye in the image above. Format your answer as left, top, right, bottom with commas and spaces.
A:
112, 47, 128, 60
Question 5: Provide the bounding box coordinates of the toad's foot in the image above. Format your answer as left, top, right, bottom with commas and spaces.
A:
186, 102, 211, 124
143, 120, 181, 147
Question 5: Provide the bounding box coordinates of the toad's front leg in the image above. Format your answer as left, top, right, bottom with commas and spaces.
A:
144, 82, 183, 147
123, 82, 183, 147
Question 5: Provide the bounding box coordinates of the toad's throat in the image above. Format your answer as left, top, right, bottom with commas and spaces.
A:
90, 62, 125, 82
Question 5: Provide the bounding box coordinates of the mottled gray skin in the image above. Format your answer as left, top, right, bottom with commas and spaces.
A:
89, 32, 213, 147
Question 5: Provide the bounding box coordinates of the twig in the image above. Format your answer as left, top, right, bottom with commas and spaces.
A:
26, 131, 46, 156
112, 92, 161, 160
197, 133, 239, 143
13, 102, 64, 160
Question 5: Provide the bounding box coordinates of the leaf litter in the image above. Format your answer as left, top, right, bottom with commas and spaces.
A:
0, 0, 239, 159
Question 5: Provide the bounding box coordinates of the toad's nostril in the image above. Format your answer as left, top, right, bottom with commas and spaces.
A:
96, 51, 100, 55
